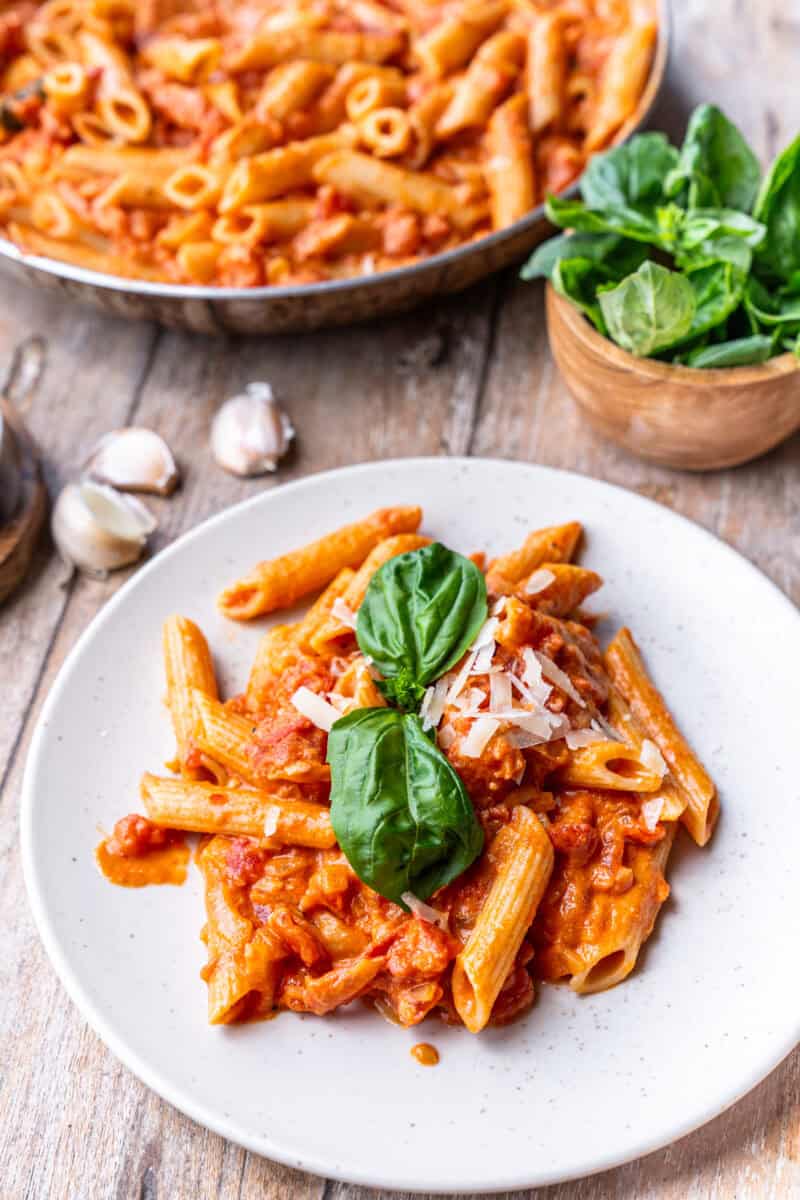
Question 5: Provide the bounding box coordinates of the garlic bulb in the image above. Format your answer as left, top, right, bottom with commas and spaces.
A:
85, 427, 179, 495
51, 480, 157, 577
210, 381, 294, 477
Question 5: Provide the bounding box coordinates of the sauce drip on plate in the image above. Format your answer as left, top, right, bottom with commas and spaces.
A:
410, 1043, 440, 1067
96, 813, 189, 887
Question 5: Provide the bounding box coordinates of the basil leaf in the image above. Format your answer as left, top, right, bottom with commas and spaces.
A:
356, 542, 487, 710
581, 132, 678, 210
675, 234, 753, 274
328, 708, 483, 905
685, 333, 776, 368
744, 275, 800, 331
552, 257, 617, 333
753, 134, 800, 281
520, 232, 645, 281
545, 194, 661, 244
598, 261, 696, 356
665, 105, 761, 211
683, 261, 748, 341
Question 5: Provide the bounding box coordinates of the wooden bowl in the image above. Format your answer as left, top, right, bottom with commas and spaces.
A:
546, 285, 800, 470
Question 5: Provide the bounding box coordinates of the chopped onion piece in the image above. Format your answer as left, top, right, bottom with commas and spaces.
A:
525, 568, 556, 595
641, 738, 668, 778
641, 795, 664, 831
535, 652, 586, 707
566, 728, 606, 750
401, 891, 450, 931
290, 685, 341, 732
331, 597, 357, 630
460, 716, 499, 758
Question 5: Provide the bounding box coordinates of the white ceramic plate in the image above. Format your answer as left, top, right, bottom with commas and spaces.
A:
22, 458, 800, 1194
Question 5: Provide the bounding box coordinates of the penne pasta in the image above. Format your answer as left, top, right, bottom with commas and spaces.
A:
218, 506, 422, 620
605, 628, 718, 845
162, 614, 225, 782
452, 806, 553, 1033
484, 92, 535, 231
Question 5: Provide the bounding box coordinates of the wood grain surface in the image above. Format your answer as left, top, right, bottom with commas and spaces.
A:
1, 4, 799, 1198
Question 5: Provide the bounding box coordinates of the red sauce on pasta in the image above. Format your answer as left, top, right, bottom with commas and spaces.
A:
410, 1043, 440, 1067
96, 813, 189, 887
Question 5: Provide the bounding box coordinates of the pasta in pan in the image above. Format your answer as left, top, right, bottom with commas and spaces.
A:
0, 0, 657, 287
98, 506, 717, 1035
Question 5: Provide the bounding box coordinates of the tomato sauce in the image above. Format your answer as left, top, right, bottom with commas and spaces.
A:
96, 813, 189, 887
410, 1042, 440, 1067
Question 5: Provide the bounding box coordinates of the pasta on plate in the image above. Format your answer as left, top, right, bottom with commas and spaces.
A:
0, 0, 657, 287
98, 505, 718, 1034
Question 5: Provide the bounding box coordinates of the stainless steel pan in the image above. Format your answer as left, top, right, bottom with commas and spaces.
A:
0, 6, 669, 335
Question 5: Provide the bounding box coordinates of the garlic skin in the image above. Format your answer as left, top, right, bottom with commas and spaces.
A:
51, 480, 157, 577
85, 427, 179, 496
210, 382, 294, 477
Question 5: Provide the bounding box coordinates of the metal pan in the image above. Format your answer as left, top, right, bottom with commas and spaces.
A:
0, 5, 670, 335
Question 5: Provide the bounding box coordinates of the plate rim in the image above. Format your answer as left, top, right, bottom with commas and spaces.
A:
21, 456, 800, 1194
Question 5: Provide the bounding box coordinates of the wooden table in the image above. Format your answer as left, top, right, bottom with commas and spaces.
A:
1, 4, 798, 1197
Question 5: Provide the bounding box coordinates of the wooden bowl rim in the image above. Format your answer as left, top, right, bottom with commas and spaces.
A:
546, 284, 799, 387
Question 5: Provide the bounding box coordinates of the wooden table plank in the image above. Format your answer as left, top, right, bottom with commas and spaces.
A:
1, 0, 798, 1196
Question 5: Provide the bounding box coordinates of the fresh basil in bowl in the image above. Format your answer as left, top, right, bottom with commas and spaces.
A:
523, 104, 800, 367
326, 542, 488, 908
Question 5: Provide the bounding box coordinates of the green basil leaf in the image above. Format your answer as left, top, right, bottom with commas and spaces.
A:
745, 275, 800, 330
665, 105, 761, 211
683, 262, 748, 342
520, 232, 645, 281
545, 194, 660, 244
753, 134, 800, 281
356, 542, 487, 710
328, 707, 483, 905
581, 132, 678, 210
685, 333, 776, 368
598, 261, 696, 356
675, 234, 753, 273
552, 256, 617, 333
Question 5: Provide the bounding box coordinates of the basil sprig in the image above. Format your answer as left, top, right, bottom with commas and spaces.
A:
326, 542, 487, 906
523, 103, 800, 367
329, 708, 483, 905
356, 541, 487, 710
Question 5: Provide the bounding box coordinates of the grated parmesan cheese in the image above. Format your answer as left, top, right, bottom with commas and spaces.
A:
331, 597, 357, 630
290, 685, 341, 732
460, 716, 499, 758
641, 795, 664, 831
401, 891, 450, 931
489, 671, 513, 713
438, 722, 456, 750
491, 595, 508, 617
565, 728, 606, 750
263, 805, 280, 838
535, 652, 586, 707
525, 568, 556, 596
640, 738, 668, 778
420, 675, 451, 731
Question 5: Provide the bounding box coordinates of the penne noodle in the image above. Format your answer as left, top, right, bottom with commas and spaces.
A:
414, 0, 508, 77
162, 614, 225, 783
556, 739, 664, 793
436, 32, 524, 139
163, 164, 223, 210
521, 562, 602, 616
78, 30, 151, 143
257, 60, 335, 122
358, 107, 412, 158
585, 22, 656, 151
228, 28, 405, 73
484, 92, 535, 230
526, 11, 567, 133
452, 806, 553, 1033
605, 628, 718, 845
219, 132, 354, 213
345, 72, 406, 122
218, 506, 422, 620
141, 37, 222, 84
487, 522, 582, 589
140, 774, 336, 848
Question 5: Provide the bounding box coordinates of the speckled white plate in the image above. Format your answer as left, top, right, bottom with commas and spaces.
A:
22, 458, 800, 1194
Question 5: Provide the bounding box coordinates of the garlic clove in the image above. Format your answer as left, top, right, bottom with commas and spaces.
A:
51, 480, 157, 577
210, 381, 294, 477
85, 427, 180, 495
